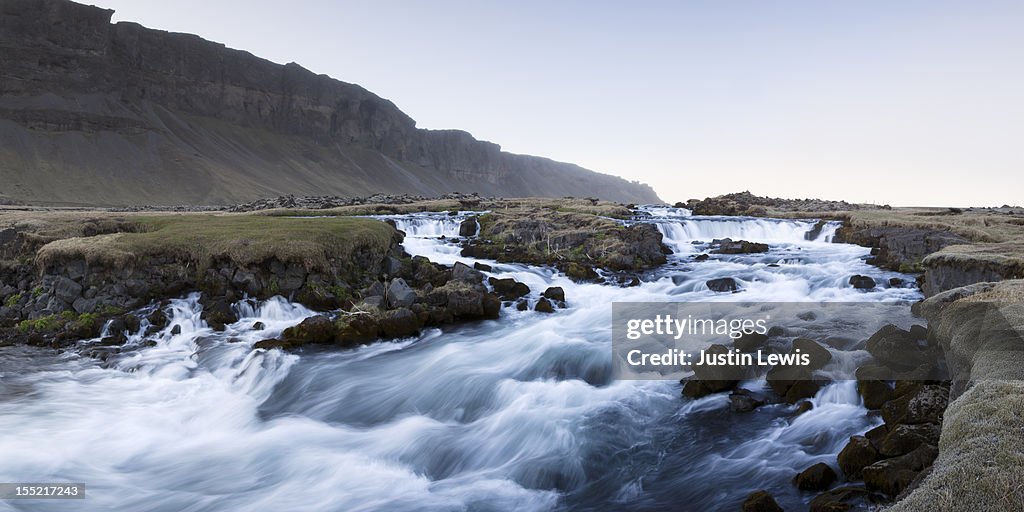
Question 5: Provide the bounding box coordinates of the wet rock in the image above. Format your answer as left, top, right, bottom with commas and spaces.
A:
793, 462, 838, 491
706, 277, 739, 292
280, 315, 335, 345
252, 321, 265, 331
908, 324, 928, 341
202, 298, 238, 331
793, 338, 832, 370
858, 380, 894, 410
741, 490, 784, 512
785, 379, 823, 403
534, 297, 555, 313
865, 324, 933, 370
542, 286, 565, 302
459, 217, 478, 237
734, 331, 768, 352
864, 424, 888, 451
488, 277, 530, 300
794, 400, 814, 416
565, 262, 600, 282
693, 253, 710, 262
473, 262, 492, 272
809, 486, 884, 512
837, 435, 880, 479
334, 313, 382, 347
482, 293, 501, 319
452, 262, 484, 283
862, 444, 938, 496
878, 423, 941, 457
379, 308, 421, 338
171, 325, 182, 335
387, 278, 417, 308
682, 344, 743, 398
515, 299, 529, 311
889, 277, 904, 287
714, 239, 769, 254
729, 389, 766, 412
880, 384, 948, 425
849, 275, 876, 289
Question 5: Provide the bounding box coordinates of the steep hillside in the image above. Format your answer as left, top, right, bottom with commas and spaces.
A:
0, 0, 660, 206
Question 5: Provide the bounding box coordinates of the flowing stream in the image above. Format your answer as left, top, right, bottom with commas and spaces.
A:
0, 207, 922, 511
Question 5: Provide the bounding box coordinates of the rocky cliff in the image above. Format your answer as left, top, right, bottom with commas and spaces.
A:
0, 0, 660, 206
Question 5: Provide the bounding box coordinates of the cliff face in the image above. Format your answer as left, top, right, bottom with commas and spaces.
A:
0, 0, 660, 206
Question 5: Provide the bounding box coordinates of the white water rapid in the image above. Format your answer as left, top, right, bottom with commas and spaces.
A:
0, 207, 922, 511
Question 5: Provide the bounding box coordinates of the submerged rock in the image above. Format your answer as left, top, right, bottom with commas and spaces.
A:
849, 275, 877, 289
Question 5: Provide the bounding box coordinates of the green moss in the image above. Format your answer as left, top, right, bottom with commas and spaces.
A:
16, 314, 63, 333
4, 293, 21, 308
36, 214, 397, 273
31, 286, 43, 298
98, 305, 125, 316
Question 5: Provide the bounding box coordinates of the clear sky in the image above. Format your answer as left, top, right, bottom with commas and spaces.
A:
92, 0, 1023, 207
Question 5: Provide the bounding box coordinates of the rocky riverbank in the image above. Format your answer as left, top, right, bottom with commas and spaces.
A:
691, 192, 1024, 511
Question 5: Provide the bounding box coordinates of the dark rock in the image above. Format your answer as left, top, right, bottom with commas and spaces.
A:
386, 278, 417, 308
202, 298, 238, 331
794, 400, 814, 416
734, 331, 768, 352
865, 324, 932, 370
473, 262, 492, 272
792, 338, 833, 370
379, 308, 421, 338
335, 313, 381, 347
252, 321, 265, 331
488, 277, 530, 300
837, 435, 880, 479
881, 384, 948, 425
534, 297, 555, 313
459, 217, 478, 237
706, 277, 739, 292
171, 325, 182, 335
482, 293, 501, 319
862, 445, 938, 496
908, 324, 928, 341
564, 262, 600, 282
729, 389, 766, 412
878, 423, 941, 457
785, 379, 823, 403
147, 308, 168, 331
793, 463, 838, 491
864, 424, 889, 451
693, 253, 710, 262
714, 240, 769, 254
53, 276, 83, 304
809, 486, 884, 512
515, 299, 529, 311
542, 286, 565, 302
857, 380, 893, 410
889, 277, 904, 287
849, 275, 876, 289
767, 326, 785, 337
741, 490, 784, 512
452, 262, 484, 283
682, 344, 744, 398
280, 315, 335, 345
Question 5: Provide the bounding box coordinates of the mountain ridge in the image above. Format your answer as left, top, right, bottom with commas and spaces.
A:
0, 0, 661, 206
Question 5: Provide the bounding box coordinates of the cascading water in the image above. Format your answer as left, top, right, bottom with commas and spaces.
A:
0, 207, 921, 511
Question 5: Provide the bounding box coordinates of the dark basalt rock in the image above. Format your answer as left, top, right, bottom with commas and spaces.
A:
793, 462, 838, 491
541, 286, 565, 302
849, 275, 877, 289
534, 298, 555, 313
488, 277, 530, 300
706, 277, 739, 292
280, 315, 336, 345
713, 239, 770, 254
837, 435, 880, 479
862, 445, 938, 497
459, 217, 478, 237
741, 490, 784, 512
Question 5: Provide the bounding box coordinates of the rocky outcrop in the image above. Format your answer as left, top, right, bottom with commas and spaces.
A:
920, 242, 1024, 296
0, 0, 660, 206
687, 191, 882, 216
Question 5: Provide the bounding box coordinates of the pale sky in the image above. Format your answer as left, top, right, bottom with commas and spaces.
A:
93, 0, 1023, 207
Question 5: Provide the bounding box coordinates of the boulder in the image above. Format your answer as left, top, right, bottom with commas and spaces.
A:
452, 262, 484, 283
473, 262, 492, 272
729, 389, 766, 412
793, 338, 832, 370
488, 277, 530, 300
682, 344, 744, 398
808, 486, 884, 512
706, 277, 739, 292
53, 276, 83, 304
715, 240, 770, 254
386, 278, 417, 308
379, 308, 421, 338
858, 380, 894, 410
878, 423, 941, 457
734, 331, 768, 352
849, 275, 876, 289
534, 298, 555, 313
862, 445, 938, 496
202, 298, 238, 331
459, 217, 478, 237
864, 424, 889, 451
837, 435, 880, 479
793, 462, 838, 491
335, 313, 382, 347
693, 253, 710, 262
865, 324, 932, 370
881, 384, 948, 425
280, 315, 335, 345
741, 490, 783, 512
542, 286, 565, 302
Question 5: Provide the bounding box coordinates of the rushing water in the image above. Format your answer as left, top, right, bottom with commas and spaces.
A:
0, 208, 922, 511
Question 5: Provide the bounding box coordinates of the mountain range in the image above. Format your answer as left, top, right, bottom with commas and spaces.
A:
0, 0, 661, 206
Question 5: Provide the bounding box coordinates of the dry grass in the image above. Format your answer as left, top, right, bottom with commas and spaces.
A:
778, 207, 1024, 244
33, 214, 396, 271
256, 197, 635, 220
